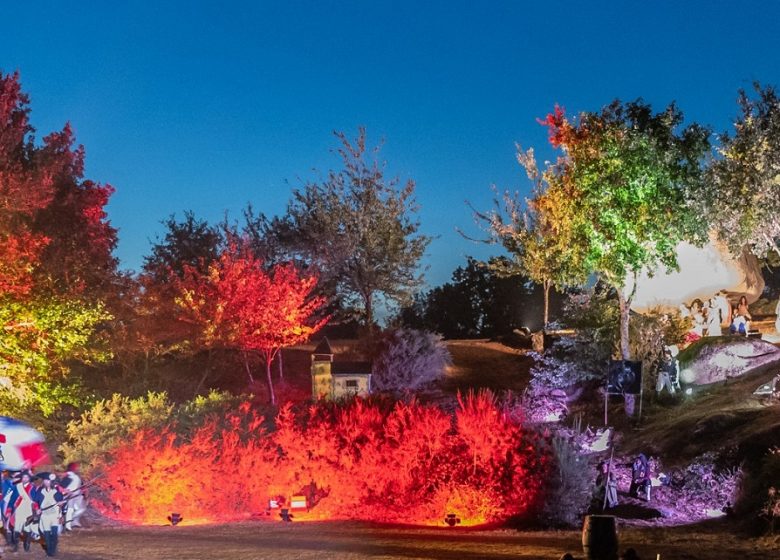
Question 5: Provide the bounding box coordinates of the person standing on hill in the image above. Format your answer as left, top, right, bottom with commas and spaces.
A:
656, 347, 680, 395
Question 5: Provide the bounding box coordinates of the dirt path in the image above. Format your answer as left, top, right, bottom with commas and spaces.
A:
17, 521, 775, 560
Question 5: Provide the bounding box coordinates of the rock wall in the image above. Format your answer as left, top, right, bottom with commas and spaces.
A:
627, 234, 764, 313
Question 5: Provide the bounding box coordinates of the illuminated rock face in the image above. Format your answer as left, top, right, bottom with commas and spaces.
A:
627, 234, 764, 313
678, 337, 780, 385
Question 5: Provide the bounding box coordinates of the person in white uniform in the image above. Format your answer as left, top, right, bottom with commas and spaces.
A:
10, 471, 36, 552
35, 474, 63, 557
61, 462, 85, 531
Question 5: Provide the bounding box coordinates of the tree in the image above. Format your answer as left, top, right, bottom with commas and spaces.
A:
473, 146, 590, 329
143, 212, 223, 283
272, 128, 431, 327
174, 243, 328, 404
707, 83, 780, 258
33, 124, 118, 298
0, 71, 115, 417
400, 257, 555, 337
0, 72, 54, 297
537, 102, 710, 358
0, 297, 110, 416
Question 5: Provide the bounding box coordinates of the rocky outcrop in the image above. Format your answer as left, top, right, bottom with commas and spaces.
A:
678, 337, 780, 385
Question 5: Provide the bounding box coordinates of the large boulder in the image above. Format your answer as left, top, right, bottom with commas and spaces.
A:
627, 234, 764, 313
678, 337, 780, 385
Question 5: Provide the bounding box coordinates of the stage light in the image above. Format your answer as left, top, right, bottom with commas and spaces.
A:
167, 513, 183, 526
444, 513, 461, 527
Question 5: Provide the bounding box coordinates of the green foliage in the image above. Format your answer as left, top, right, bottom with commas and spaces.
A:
60, 390, 242, 469
142, 211, 223, 282
60, 391, 173, 467
708, 84, 780, 258
561, 288, 619, 367
540, 101, 710, 287
0, 296, 110, 416
534, 101, 709, 358
271, 128, 431, 326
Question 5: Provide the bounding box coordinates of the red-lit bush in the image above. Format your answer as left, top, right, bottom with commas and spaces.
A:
92, 391, 549, 526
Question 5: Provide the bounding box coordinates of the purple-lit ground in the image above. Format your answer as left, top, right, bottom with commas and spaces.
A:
19, 521, 777, 560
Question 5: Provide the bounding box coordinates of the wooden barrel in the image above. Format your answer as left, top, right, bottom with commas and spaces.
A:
582, 515, 618, 560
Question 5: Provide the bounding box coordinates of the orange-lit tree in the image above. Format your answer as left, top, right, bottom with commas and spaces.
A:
174, 243, 328, 403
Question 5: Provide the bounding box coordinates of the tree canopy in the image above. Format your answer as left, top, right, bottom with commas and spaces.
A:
529, 101, 710, 357
707, 83, 780, 258
271, 128, 431, 327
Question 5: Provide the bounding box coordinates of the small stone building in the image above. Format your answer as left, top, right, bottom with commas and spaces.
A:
311, 337, 372, 400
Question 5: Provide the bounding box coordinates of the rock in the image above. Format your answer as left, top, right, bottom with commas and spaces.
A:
627, 233, 764, 313
678, 337, 780, 385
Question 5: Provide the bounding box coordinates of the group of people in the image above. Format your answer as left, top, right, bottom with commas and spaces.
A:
0, 462, 85, 557
592, 453, 653, 512
681, 292, 753, 341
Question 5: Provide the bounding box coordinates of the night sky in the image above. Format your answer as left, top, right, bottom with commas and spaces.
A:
2, 1, 779, 288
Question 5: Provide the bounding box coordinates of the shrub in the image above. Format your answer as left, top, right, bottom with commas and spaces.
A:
92, 390, 551, 526
371, 328, 452, 393
60, 390, 241, 468
538, 435, 592, 527
740, 446, 780, 532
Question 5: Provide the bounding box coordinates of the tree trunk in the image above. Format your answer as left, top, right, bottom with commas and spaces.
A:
242, 351, 255, 384
277, 349, 284, 381
617, 288, 631, 360
364, 292, 374, 329
266, 356, 276, 405
193, 349, 212, 397
543, 279, 552, 331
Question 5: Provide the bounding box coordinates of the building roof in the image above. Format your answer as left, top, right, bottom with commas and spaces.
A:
331, 361, 372, 375
312, 337, 333, 355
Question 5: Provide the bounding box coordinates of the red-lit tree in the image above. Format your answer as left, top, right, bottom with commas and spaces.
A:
174, 243, 328, 403
33, 124, 118, 297
0, 72, 54, 296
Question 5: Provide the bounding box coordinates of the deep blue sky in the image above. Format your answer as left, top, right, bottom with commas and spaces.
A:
2, 1, 779, 289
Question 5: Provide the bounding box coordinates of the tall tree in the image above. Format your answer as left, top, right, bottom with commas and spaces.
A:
272, 128, 431, 327
538, 102, 710, 358
707, 83, 780, 258
0, 72, 54, 296
33, 124, 118, 297
0, 72, 114, 416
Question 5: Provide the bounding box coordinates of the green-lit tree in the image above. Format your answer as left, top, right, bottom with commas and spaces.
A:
707, 83, 780, 258
538, 102, 710, 358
